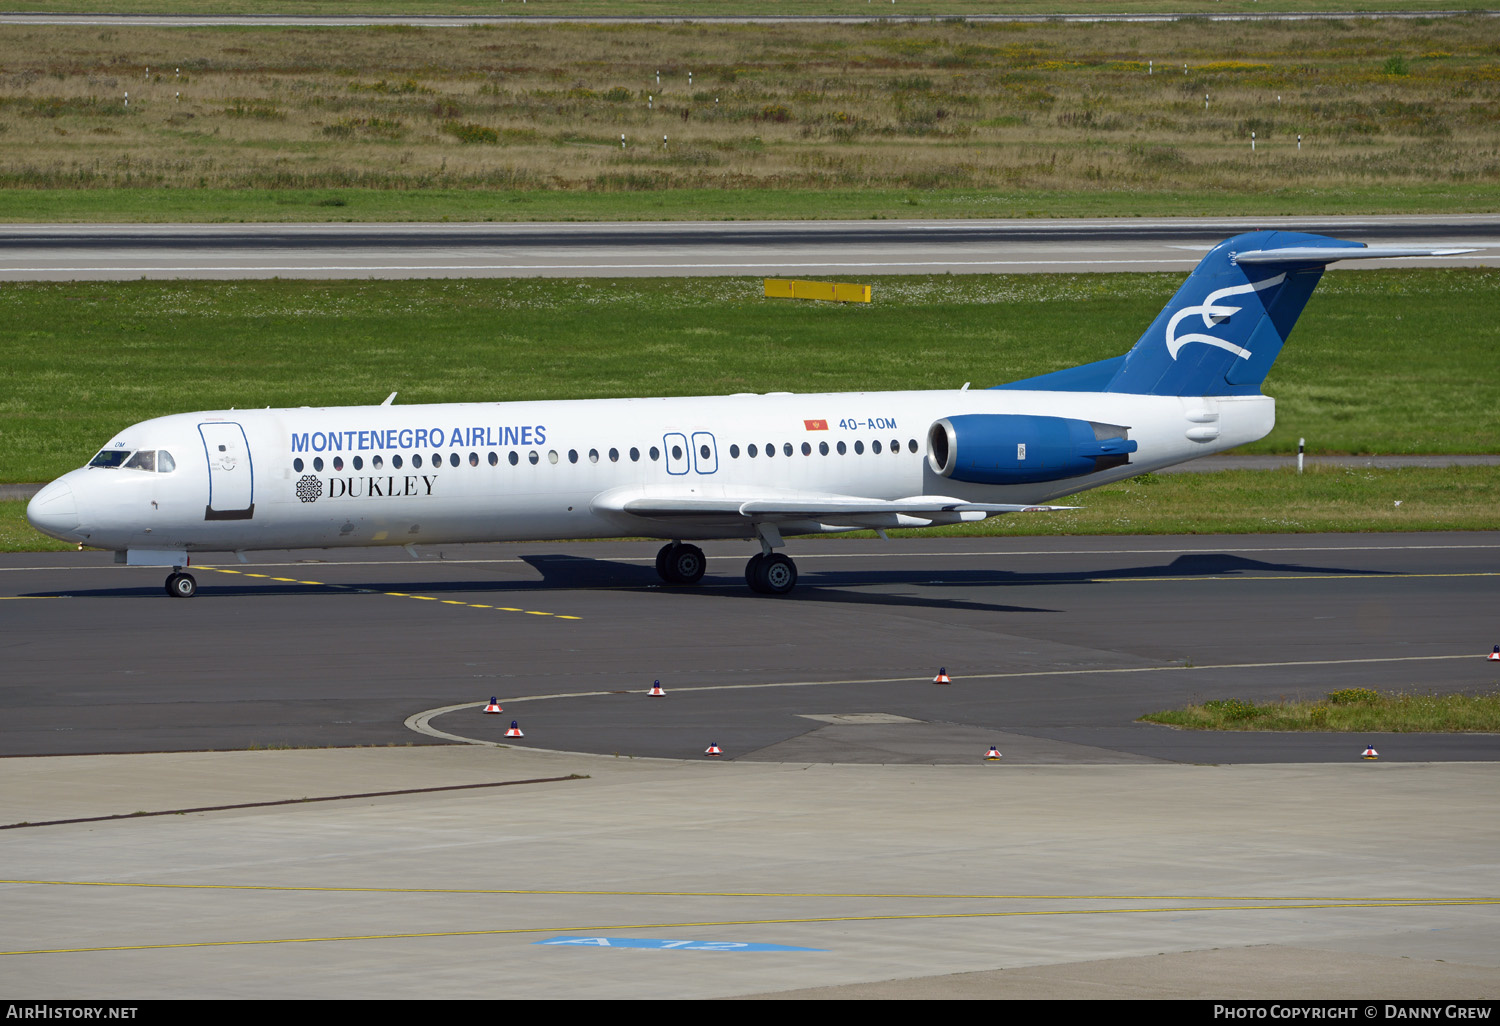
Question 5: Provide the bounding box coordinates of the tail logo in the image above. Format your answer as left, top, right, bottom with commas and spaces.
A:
1165, 273, 1285, 361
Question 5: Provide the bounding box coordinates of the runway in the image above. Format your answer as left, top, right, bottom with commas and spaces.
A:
0, 214, 1494, 280
4, 533, 1497, 763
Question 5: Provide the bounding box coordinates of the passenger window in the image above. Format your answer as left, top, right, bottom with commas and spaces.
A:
508, 451, 519, 466
630, 447, 640, 462
589, 449, 599, 464
872, 441, 882, 454
671, 444, 682, 461
818, 441, 829, 456
700, 444, 710, 460
412, 454, 422, 468
568, 449, 579, 464
609, 448, 619, 463
393, 454, 403, 469
333, 456, 343, 472
124, 450, 156, 472
729, 444, 740, 459
451, 453, 461, 468
782, 442, 793, 457
649, 446, 660, 461
353, 456, 363, 471
801, 442, 811, 456
315, 457, 325, 471
373, 455, 383, 470
548, 450, 559, 465
432, 452, 441, 466
836, 441, 846, 455
854, 440, 863, 454
293, 457, 304, 473
529, 451, 539, 465
469, 452, 478, 467
488, 452, 498, 466
765, 443, 775, 458
908, 439, 919, 453
891, 439, 901, 454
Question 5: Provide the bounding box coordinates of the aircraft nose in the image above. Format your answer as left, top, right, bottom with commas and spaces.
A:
26, 479, 80, 540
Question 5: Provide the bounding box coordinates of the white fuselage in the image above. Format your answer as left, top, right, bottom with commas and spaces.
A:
28, 388, 1273, 555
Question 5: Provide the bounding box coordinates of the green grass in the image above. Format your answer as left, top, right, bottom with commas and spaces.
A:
3, 270, 1498, 485
1142, 688, 1500, 731
6, 184, 1500, 223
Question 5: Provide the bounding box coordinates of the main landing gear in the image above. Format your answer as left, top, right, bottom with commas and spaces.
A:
653, 541, 799, 596
655, 542, 707, 585
164, 569, 197, 598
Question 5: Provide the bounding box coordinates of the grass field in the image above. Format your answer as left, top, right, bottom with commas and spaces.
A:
1, 16, 1498, 219
4, 269, 1498, 486
7, 2, 1495, 16
1142, 687, 1500, 731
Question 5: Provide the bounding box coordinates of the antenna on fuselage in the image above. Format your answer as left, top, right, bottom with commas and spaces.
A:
382, 392, 397, 406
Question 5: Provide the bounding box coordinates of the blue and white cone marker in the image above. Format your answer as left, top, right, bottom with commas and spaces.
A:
484, 697, 503, 714
1362, 744, 1379, 760
933, 667, 952, 685
985, 746, 1002, 761
649, 679, 666, 696
1488, 645, 1499, 662
704, 743, 722, 757
505, 720, 524, 738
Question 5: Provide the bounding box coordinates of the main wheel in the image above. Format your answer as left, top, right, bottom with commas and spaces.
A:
166, 572, 198, 598
745, 553, 768, 593
657, 543, 706, 584
759, 553, 797, 596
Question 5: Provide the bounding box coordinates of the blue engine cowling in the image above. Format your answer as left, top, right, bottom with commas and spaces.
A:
928, 414, 1138, 486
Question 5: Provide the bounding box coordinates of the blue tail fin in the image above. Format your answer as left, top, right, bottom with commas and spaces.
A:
1098, 232, 1368, 396
1101, 230, 1364, 397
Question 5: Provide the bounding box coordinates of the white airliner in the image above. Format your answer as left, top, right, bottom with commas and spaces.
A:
27, 231, 1467, 597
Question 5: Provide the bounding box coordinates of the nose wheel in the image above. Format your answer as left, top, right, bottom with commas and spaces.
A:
745, 552, 797, 595
165, 571, 198, 598
655, 542, 706, 585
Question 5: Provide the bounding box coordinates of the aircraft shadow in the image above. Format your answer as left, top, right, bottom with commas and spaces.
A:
26, 551, 1391, 612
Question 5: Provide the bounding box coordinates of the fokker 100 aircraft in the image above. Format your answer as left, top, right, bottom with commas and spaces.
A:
27, 231, 1466, 597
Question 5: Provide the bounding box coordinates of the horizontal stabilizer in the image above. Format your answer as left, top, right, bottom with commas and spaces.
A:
1234, 245, 1476, 265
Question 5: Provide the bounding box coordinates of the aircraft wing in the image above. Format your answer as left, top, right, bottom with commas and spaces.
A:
596, 490, 1073, 526
623, 496, 1072, 517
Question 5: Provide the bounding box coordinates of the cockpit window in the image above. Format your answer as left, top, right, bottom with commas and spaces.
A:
124, 450, 157, 472
158, 450, 176, 473
89, 449, 130, 468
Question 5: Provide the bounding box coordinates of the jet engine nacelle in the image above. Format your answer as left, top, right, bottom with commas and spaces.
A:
928, 414, 1138, 486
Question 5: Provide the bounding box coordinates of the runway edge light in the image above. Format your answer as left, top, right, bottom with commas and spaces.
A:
649, 680, 666, 696
1488, 645, 1499, 662
933, 667, 952, 685
704, 743, 722, 757
985, 746, 1002, 761
484, 697, 503, 714
1362, 744, 1379, 760
505, 720, 524, 738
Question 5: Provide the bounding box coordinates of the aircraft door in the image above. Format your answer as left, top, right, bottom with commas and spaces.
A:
199, 421, 255, 520
691, 432, 718, 475
664, 432, 690, 475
